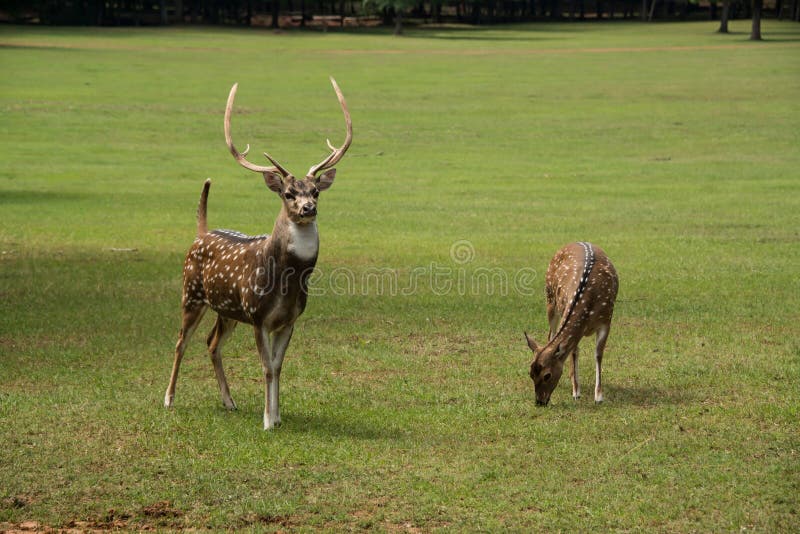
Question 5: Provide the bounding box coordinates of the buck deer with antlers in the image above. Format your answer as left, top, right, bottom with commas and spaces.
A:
164, 78, 352, 429
525, 242, 619, 406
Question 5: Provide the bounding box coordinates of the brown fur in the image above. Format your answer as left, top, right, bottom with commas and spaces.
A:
165, 79, 351, 430
196, 179, 210, 236
525, 242, 619, 406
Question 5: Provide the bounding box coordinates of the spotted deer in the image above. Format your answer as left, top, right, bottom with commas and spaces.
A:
525, 242, 619, 406
164, 78, 352, 429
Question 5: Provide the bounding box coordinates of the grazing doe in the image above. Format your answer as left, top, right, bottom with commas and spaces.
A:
164, 78, 352, 429
525, 242, 618, 406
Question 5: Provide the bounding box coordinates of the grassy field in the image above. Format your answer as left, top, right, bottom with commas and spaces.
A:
1, 19, 799, 531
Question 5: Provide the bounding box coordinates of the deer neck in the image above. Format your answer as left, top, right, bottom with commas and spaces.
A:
266, 208, 319, 265
547, 318, 583, 356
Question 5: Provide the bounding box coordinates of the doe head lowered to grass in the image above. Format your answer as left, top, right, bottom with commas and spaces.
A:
525, 242, 619, 406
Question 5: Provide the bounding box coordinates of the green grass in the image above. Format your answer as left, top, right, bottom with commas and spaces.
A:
1, 19, 799, 531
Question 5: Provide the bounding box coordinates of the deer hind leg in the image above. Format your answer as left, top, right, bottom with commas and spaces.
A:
570, 347, 581, 399
254, 325, 295, 430
207, 316, 238, 410
594, 324, 611, 404
165, 304, 207, 408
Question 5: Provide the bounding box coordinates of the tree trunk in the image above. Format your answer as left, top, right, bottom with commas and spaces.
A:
718, 0, 730, 31
750, 0, 762, 40
394, 8, 403, 34
272, 0, 280, 28
160, 0, 168, 25
94, 0, 105, 24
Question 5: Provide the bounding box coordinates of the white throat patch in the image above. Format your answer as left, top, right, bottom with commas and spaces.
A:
287, 221, 319, 261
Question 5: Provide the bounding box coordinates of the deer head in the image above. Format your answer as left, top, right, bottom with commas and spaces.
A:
223, 77, 352, 225
525, 332, 570, 406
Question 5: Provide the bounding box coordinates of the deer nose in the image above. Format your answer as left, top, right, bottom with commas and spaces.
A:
301, 203, 316, 216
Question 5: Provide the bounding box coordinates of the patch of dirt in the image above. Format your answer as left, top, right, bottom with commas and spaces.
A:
2, 494, 37, 509
3, 39, 798, 57
384, 521, 426, 533
325, 43, 800, 56
0, 522, 47, 533
237, 512, 299, 529
2, 505, 186, 533
141, 500, 183, 520
59, 509, 132, 531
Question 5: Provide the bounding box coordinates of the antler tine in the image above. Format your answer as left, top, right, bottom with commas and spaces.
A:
306, 77, 353, 178
224, 83, 291, 177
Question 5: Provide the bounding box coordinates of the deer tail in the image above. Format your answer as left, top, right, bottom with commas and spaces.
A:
197, 179, 211, 236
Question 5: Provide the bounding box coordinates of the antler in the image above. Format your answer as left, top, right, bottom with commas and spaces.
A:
224, 83, 291, 178
306, 77, 353, 179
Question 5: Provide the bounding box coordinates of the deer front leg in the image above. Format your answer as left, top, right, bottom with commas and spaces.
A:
546, 302, 559, 342
268, 326, 294, 428
594, 325, 610, 404
254, 325, 293, 430
570, 347, 580, 399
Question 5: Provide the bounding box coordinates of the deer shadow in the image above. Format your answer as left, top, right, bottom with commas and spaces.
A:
0, 189, 91, 205
280, 411, 405, 441
599, 383, 692, 407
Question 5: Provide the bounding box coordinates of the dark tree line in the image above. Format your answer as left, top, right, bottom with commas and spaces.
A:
1, 0, 796, 26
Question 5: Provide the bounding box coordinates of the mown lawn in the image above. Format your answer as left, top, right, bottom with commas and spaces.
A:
1, 20, 799, 531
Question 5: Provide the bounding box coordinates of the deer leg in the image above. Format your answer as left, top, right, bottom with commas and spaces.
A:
570, 347, 581, 399
547, 303, 559, 342
255, 325, 294, 430
268, 326, 294, 427
254, 326, 275, 429
594, 324, 610, 404
164, 304, 207, 408
207, 316, 238, 410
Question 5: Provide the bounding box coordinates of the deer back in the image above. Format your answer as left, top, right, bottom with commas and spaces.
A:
545, 242, 618, 342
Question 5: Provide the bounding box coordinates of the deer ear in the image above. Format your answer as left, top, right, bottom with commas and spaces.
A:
524, 332, 539, 352
263, 171, 285, 193
555, 343, 569, 361
316, 168, 336, 191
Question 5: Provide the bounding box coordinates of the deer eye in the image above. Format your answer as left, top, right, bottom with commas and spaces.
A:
542, 372, 552, 383
312, 188, 319, 198
284, 193, 295, 201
